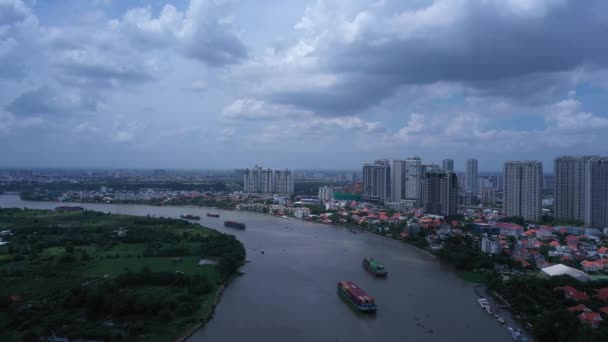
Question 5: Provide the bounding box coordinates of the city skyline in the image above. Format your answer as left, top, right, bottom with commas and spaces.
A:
2, 0, 608, 169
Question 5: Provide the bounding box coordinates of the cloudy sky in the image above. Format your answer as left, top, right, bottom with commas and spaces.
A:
1, 0, 608, 171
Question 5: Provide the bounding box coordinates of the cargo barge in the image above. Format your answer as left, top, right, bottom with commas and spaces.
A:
206, 213, 220, 218
224, 221, 246, 229
337, 281, 377, 312
181, 214, 201, 220
362, 258, 387, 277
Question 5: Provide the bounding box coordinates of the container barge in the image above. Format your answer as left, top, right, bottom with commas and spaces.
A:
224, 221, 246, 229
337, 281, 377, 312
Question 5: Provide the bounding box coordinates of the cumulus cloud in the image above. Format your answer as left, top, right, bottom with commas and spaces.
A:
243, 0, 608, 115
113, 0, 247, 66
5, 86, 96, 116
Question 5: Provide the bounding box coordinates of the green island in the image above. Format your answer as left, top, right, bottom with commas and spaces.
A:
0, 208, 245, 341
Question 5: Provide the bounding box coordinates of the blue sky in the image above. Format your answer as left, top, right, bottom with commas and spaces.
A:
1, 0, 608, 171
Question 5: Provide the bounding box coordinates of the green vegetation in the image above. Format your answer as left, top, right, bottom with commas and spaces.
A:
488, 275, 608, 342
456, 270, 490, 284
0, 208, 245, 341
7, 180, 229, 192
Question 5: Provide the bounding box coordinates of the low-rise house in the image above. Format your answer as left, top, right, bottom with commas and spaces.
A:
579, 311, 603, 328
579, 242, 598, 258
567, 304, 590, 312
554, 285, 589, 301
594, 288, 608, 302
481, 236, 502, 255
598, 246, 608, 259
497, 222, 524, 237
581, 260, 603, 273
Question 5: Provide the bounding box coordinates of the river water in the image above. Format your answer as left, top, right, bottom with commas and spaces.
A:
0, 194, 519, 342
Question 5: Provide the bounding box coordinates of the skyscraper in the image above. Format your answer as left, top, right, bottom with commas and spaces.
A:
404, 156, 422, 203
585, 157, 608, 228
504, 161, 543, 222
442, 159, 454, 172
554, 156, 595, 222
274, 169, 294, 194
363, 161, 389, 203
422, 171, 458, 216
466, 159, 479, 195
390, 160, 406, 202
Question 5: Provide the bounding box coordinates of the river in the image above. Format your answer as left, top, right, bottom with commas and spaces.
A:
0, 194, 520, 342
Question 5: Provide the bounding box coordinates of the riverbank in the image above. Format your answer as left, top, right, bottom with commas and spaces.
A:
0, 208, 245, 341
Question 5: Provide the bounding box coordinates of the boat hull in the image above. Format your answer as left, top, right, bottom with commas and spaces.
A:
337, 287, 377, 313
362, 260, 387, 277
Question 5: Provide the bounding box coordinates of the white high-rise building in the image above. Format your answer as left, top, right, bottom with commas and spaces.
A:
504, 161, 543, 222
391, 160, 406, 202
585, 157, 608, 228
274, 169, 294, 194
363, 162, 388, 203
466, 159, 479, 195
318, 186, 334, 202
554, 156, 595, 222
404, 156, 422, 203
442, 159, 454, 172
243, 166, 294, 194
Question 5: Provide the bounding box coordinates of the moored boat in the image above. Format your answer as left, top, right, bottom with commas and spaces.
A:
224, 221, 246, 229
206, 213, 220, 218
181, 214, 201, 220
362, 258, 387, 276
337, 281, 377, 312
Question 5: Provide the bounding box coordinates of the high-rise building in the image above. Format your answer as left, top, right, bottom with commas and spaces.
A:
442, 159, 454, 172
243, 166, 294, 194
274, 169, 294, 194
363, 161, 389, 203
375, 160, 392, 201
554, 156, 595, 222
585, 157, 608, 228
318, 186, 334, 202
481, 188, 497, 205
404, 156, 422, 203
504, 161, 543, 222
390, 160, 406, 202
422, 171, 458, 216
466, 159, 479, 195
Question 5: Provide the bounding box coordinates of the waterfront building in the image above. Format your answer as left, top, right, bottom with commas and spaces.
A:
481, 236, 501, 255
244, 166, 294, 194
363, 162, 388, 203
504, 161, 543, 222
318, 186, 334, 202
585, 157, 608, 227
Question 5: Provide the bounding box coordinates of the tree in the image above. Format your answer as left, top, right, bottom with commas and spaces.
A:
533, 309, 578, 342
65, 241, 74, 253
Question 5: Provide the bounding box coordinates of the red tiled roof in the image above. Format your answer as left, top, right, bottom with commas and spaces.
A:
567, 304, 588, 312
496, 222, 523, 229
549, 241, 561, 247
595, 288, 608, 302
579, 311, 603, 323
599, 246, 608, 254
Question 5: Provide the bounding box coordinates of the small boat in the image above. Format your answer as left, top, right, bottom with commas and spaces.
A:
281, 215, 289, 219
337, 281, 377, 312
497, 317, 506, 324
478, 298, 489, 308
493, 314, 500, 319
508, 327, 527, 341
206, 213, 220, 218
181, 214, 201, 220
350, 229, 357, 234
485, 306, 493, 314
